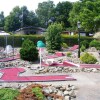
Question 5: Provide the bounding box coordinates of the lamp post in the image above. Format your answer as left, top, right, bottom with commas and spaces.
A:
12, 32, 14, 59
77, 21, 81, 58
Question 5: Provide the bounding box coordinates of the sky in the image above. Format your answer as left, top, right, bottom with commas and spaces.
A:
0, 0, 79, 16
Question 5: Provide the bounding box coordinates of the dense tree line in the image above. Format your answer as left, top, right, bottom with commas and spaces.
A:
4, 6, 39, 32
0, 0, 100, 33
69, 0, 100, 33
0, 12, 4, 28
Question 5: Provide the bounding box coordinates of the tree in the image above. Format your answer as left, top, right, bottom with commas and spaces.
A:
4, 6, 39, 32
36, 0, 55, 27
55, 1, 73, 28
20, 38, 38, 62
79, 0, 100, 32
4, 6, 21, 32
0, 11, 5, 28
68, 2, 82, 29
45, 23, 63, 52
69, 0, 100, 33
20, 6, 39, 27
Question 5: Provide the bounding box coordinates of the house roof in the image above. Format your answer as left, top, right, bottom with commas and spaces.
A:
0, 31, 10, 35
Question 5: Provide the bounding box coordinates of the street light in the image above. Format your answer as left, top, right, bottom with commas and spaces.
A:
77, 21, 81, 58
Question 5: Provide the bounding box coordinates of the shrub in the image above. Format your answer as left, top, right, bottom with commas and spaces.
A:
20, 38, 38, 61
61, 43, 68, 48
80, 40, 89, 48
45, 23, 63, 53
61, 34, 93, 46
80, 45, 86, 52
66, 52, 72, 57
0, 88, 19, 100
89, 40, 100, 50
32, 87, 45, 100
80, 52, 97, 64
96, 46, 100, 50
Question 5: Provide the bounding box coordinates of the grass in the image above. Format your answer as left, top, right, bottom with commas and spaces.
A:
0, 88, 19, 100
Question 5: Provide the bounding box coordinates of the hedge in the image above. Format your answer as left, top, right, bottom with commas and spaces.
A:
61, 34, 93, 46
0, 35, 45, 47
0, 34, 93, 47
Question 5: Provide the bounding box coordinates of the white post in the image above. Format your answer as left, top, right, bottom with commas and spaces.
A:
5, 35, 7, 55
40, 48, 42, 68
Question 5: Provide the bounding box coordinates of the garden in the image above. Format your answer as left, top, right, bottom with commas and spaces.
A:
0, 23, 100, 100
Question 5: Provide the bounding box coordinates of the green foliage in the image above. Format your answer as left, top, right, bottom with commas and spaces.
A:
0, 11, 4, 27
0, 35, 93, 47
55, 1, 73, 27
89, 40, 100, 50
20, 38, 38, 61
80, 40, 89, 48
66, 52, 72, 57
69, 0, 100, 32
68, 2, 82, 29
80, 52, 97, 64
45, 23, 63, 52
4, 6, 39, 32
36, 1, 55, 27
61, 34, 93, 46
61, 43, 68, 48
0, 88, 19, 100
32, 87, 45, 100
80, 44, 86, 52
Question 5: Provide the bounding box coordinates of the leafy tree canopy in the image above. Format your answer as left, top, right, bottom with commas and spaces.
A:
45, 23, 63, 52
0, 11, 5, 27
4, 6, 39, 32
36, 0, 55, 27
55, 1, 73, 28
69, 0, 100, 33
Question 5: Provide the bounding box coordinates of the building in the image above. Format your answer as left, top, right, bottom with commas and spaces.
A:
14, 26, 46, 35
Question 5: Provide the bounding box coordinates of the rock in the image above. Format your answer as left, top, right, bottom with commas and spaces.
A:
71, 85, 77, 90
65, 85, 69, 90
68, 90, 76, 98
0, 83, 2, 86
64, 90, 69, 96
47, 96, 53, 100
66, 87, 72, 91
92, 68, 97, 72
3, 83, 10, 88
64, 96, 70, 100
95, 62, 99, 64
56, 85, 62, 89
43, 87, 50, 94
56, 91, 63, 96
10, 84, 18, 89
35, 70, 40, 74
49, 86, 57, 93
55, 99, 62, 100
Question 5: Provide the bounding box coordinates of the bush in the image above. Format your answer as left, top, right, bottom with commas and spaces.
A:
80, 40, 89, 48
32, 87, 45, 100
45, 23, 63, 52
80, 45, 86, 52
61, 34, 93, 46
61, 43, 68, 49
80, 52, 97, 64
0, 88, 19, 100
89, 40, 100, 50
66, 52, 72, 57
20, 38, 38, 61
